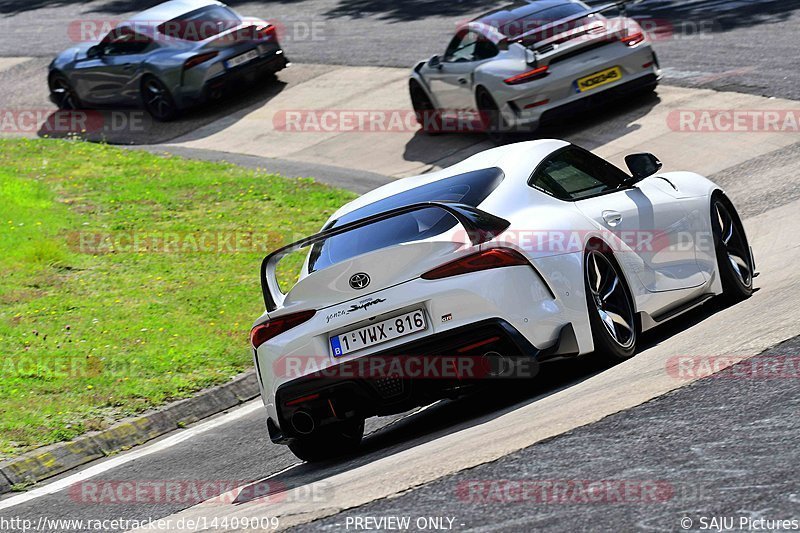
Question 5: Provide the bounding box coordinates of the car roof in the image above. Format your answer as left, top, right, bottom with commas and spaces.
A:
329, 139, 570, 221
472, 0, 583, 36
126, 0, 225, 25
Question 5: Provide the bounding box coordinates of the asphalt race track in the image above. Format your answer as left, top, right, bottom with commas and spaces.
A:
1, 1, 799, 532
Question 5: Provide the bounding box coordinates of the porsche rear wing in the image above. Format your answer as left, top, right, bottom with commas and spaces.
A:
510, 0, 643, 49
260, 202, 510, 312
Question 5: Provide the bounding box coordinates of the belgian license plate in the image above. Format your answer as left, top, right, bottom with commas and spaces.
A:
227, 49, 259, 68
330, 309, 427, 357
576, 66, 622, 92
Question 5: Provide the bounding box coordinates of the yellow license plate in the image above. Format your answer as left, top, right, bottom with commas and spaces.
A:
576, 66, 623, 92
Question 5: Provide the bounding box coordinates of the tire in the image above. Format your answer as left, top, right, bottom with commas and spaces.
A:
584, 244, 638, 362
711, 194, 754, 302
476, 88, 509, 144
409, 81, 442, 133
49, 73, 82, 110
287, 418, 364, 462
141, 76, 179, 122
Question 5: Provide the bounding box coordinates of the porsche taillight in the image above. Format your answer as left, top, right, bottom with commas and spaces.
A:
503, 65, 549, 85
250, 310, 316, 349
421, 248, 530, 280
621, 31, 645, 46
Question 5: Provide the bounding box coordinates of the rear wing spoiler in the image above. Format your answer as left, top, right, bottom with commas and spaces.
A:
260, 202, 510, 311
510, 0, 643, 48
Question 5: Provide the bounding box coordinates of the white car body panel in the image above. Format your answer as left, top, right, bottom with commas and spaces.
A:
252, 139, 736, 442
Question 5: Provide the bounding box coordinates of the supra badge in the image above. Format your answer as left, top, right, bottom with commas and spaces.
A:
349, 272, 371, 290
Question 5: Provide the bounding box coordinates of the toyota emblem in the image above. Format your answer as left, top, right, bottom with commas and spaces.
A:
349, 272, 370, 290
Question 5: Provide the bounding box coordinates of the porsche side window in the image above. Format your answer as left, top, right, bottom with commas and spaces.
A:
474, 37, 499, 60
444, 31, 478, 62
530, 148, 629, 201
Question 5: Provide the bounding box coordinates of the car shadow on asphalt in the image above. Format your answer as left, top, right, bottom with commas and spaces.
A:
36, 75, 288, 146
231, 292, 744, 505
401, 89, 661, 171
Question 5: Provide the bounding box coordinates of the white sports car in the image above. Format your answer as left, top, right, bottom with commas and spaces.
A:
409, 0, 661, 133
251, 140, 755, 461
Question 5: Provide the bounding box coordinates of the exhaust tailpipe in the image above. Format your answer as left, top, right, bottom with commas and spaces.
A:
291, 411, 315, 435
482, 351, 512, 377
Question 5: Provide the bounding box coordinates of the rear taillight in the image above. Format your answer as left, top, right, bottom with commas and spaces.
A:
256, 24, 276, 40
250, 310, 316, 349
504, 65, 549, 85
421, 248, 529, 280
183, 51, 219, 70
621, 31, 645, 46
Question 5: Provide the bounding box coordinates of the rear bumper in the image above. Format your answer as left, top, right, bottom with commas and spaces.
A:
268, 318, 578, 443
538, 72, 658, 127
499, 41, 660, 129
176, 47, 288, 108
254, 262, 589, 443
203, 48, 288, 99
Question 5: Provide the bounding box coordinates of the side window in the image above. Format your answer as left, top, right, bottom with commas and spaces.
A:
444, 30, 478, 62
529, 147, 630, 201
101, 28, 153, 56
474, 36, 499, 60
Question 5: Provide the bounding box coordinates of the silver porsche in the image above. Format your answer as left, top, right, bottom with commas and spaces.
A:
409, 0, 661, 135
48, 0, 288, 121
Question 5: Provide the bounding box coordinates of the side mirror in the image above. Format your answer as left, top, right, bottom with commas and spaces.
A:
625, 152, 662, 182
428, 55, 442, 69
87, 45, 103, 58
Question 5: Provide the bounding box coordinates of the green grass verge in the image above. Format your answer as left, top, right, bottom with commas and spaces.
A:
0, 139, 356, 460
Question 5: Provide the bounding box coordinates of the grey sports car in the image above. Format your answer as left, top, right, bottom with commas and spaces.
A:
48, 0, 288, 121
409, 0, 661, 134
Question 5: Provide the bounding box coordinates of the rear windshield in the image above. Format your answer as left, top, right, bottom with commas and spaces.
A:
307, 167, 505, 273
486, 3, 589, 38
157, 6, 241, 41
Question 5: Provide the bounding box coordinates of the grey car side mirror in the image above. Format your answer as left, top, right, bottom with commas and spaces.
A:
429, 55, 442, 69
87, 45, 103, 58
625, 152, 662, 182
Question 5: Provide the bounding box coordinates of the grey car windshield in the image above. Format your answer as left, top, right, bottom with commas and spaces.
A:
307, 168, 504, 273
157, 6, 241, 41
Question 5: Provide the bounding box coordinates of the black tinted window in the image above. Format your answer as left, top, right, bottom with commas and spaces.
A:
530, 147, 629, 200
444, 30, 478, 62
485, 2, 588, 38
157, 6, 241, 41
101, 28, 152, 55
308, 167, 504, 272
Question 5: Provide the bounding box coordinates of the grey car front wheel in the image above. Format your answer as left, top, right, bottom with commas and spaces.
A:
49, 74, 81, 110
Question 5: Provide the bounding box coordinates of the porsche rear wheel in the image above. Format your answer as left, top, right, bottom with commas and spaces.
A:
476, 88, 509, 144
711, 195, 753, 302
584, 246, 637, 361
287, 418, 364, 462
